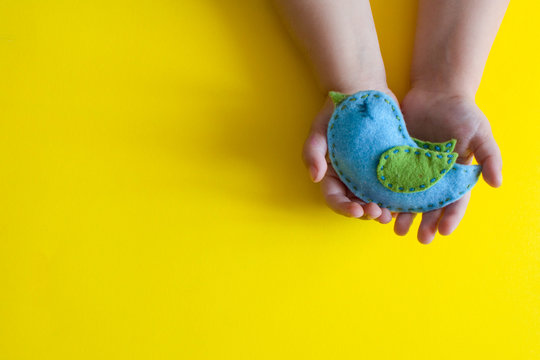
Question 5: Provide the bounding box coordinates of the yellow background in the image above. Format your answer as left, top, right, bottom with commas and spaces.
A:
1, 0, 539, 359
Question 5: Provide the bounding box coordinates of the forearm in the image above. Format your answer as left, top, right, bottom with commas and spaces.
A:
272, 0, 388, 94
411, 0, 510, 98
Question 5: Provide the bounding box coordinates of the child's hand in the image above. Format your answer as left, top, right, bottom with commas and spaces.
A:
303, 90, 399, 224
395, 88, 503, 243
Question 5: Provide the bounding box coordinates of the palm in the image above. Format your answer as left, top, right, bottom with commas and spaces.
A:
394, 88, 502, 243
402, 90, 490, 163
302, 88, 399, 223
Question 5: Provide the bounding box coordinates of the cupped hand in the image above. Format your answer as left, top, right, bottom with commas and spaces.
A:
396, 88, 503, 244
303, 88, 399, 224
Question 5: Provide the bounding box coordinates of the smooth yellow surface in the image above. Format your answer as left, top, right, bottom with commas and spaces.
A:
1, 1, 539, 359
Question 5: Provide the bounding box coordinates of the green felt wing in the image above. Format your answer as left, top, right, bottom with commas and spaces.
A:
412, 138, 456, 153
377, 146, 458, 193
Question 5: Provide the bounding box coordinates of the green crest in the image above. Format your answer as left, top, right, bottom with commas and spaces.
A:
328, 91, 350, 106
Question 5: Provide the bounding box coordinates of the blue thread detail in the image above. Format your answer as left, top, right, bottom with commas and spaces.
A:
447, 159, 452, 164
435, 146, 441, 151
388, 184, 393, 188
426, 152, 431, 157
447, 154, 454, 158
423, 144, 429, 149
419, 185, 426, 188
327, 93, 471, 213
409, 188, 415, 191
380, 166, 384, 170
384, 155, 389, 159
393, 149, 399, 153
404, 149, 410, 153
381, 176, 386, 180
436, 155, 443, 159
430, 178, 436, 182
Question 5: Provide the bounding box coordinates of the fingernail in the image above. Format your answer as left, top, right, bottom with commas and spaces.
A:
309, 165, 318, 182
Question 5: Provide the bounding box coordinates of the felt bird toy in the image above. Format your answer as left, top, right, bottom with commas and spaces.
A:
327, 90, 482, 213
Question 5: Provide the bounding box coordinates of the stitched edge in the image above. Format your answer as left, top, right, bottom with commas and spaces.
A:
327, 91, 481, 213
412, 138, 457, 153
376, 145, 458, 193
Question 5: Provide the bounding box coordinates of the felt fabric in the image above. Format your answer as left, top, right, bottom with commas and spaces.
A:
327, 90, 482, 213
329, 91, 349, 106
412, 138, 456, 153
376, 145, 458, 193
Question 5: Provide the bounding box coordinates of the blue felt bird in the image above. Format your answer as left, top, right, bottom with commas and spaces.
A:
326, 90, 482, 213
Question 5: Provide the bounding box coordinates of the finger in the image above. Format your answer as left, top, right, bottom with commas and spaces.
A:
471, 132, 503, 188
376, 208, 393, 224
361, 202, 383, 220
394, 212, 416, 236
438, 193, 470, 236
302, 130, 328, 183
302, 100, 333, 183
351, 199, 370, 220
321, 175, 364, 218
417, 209, 443, 244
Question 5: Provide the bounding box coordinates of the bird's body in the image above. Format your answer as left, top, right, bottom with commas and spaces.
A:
327, 90, 481, 213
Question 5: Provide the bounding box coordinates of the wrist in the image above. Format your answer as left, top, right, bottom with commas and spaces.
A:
317, 53, 389, 96
410, 61, 479, 101
324, 80, 391, 96
408, 78, 476, 102
321, 71, 390, 98
322, 77, 390, 96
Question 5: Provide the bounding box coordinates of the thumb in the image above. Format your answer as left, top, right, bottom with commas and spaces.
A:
471, 128, 503, 188
302, 125, 328, 183
302, 99, 333, 183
